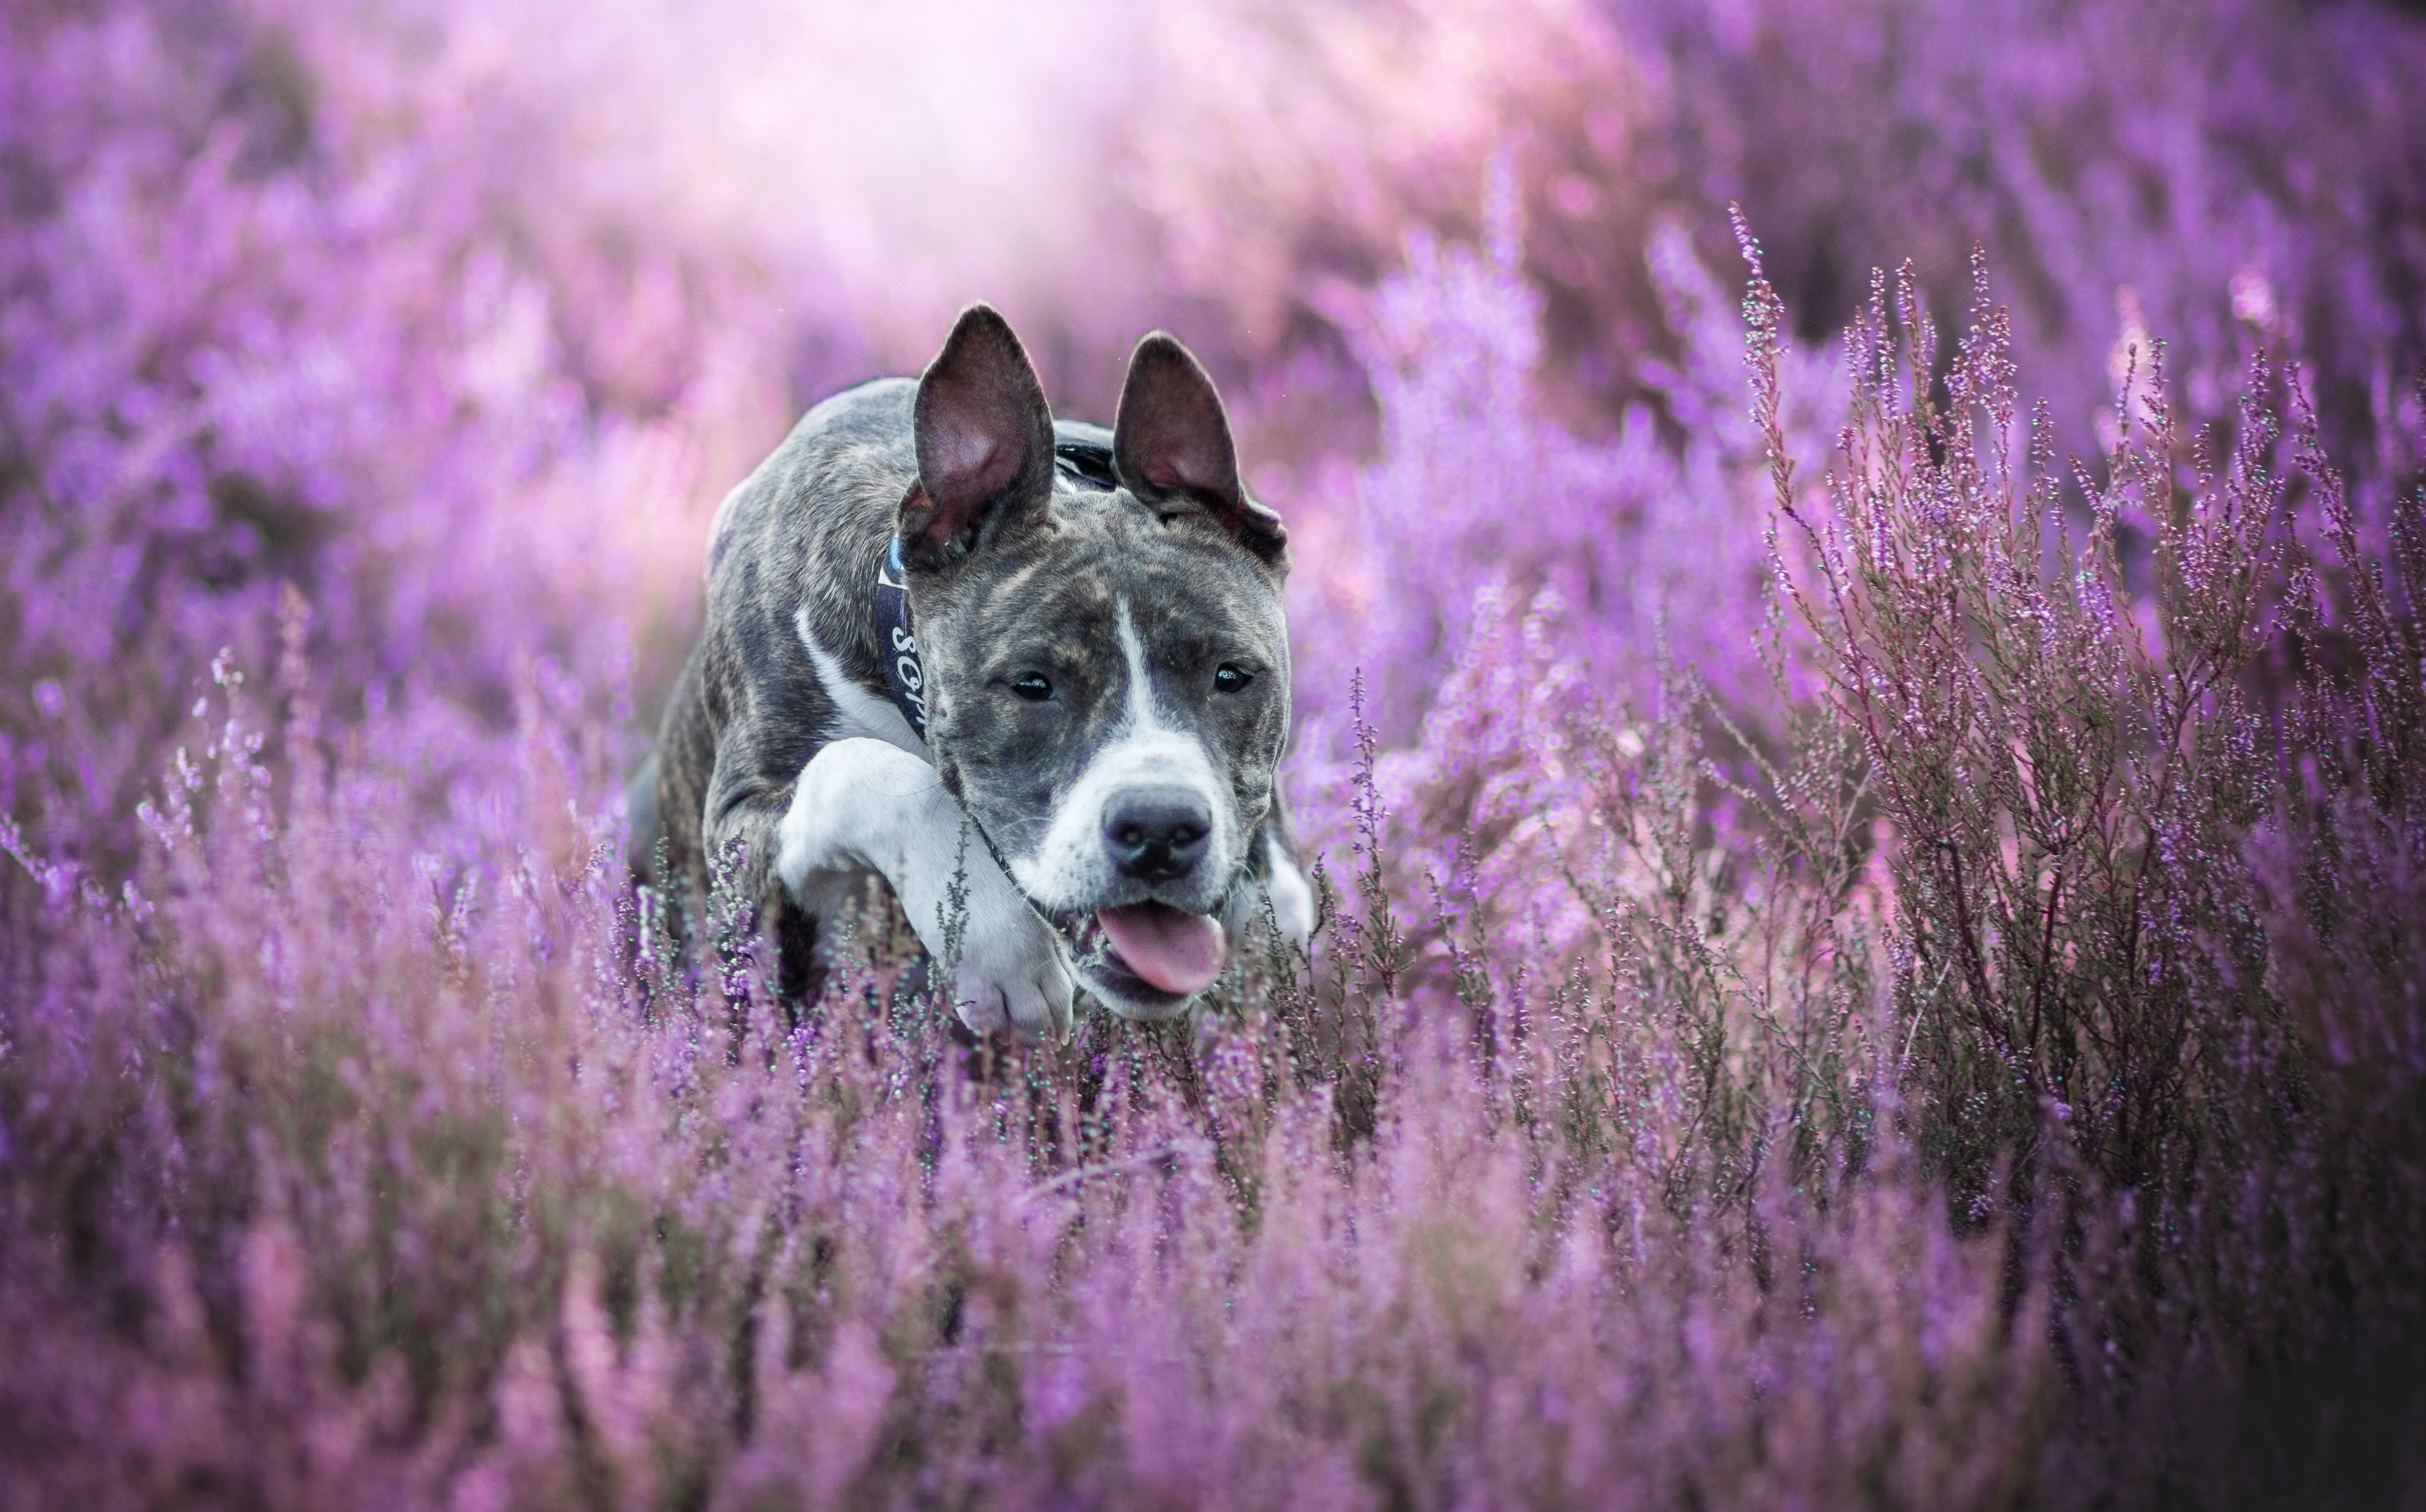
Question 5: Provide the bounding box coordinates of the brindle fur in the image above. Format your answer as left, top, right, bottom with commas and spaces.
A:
635, 309, 1299, 1016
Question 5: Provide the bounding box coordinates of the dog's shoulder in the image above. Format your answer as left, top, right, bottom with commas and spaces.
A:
689, 377, 941, 781
705, 378, 917, 593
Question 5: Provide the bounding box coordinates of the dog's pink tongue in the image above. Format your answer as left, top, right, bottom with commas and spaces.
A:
1097, 903, 1226, 996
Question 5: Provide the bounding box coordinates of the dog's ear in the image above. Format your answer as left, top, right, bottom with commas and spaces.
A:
1113, 332, 1287, 565
904, 303, 1057, 570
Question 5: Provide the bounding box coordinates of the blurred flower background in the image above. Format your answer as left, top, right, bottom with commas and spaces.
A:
4, 0, 2424, 1504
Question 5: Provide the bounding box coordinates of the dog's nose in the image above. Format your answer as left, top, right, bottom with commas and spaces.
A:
1104, 789, 1212, 883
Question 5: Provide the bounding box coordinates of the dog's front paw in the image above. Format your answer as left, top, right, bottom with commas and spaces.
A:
1224, 842, 1316, 950
947, 884, 1074, 1044
776, 737, 1076, 1043
1266, 849, 1315, 947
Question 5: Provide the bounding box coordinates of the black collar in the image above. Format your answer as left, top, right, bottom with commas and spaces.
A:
871, 534, 927, 739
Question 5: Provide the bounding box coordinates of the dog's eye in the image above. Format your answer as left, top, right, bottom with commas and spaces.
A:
1214, 663, 1255, 693
1012, 673, 1053, 703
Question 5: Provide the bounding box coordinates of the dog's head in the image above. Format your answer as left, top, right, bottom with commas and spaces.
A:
899, 304, 1290, 1019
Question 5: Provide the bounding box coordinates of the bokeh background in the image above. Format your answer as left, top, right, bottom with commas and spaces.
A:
8, 0, 2424, 839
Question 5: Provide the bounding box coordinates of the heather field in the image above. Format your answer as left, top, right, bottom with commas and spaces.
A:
6, 0, 2426, 1506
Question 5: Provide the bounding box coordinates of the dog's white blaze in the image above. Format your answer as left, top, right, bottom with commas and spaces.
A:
1005, 599, 1235, 912
796, 604, 927, 759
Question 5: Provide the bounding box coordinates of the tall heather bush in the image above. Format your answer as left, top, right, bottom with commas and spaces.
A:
1743, 236, 2296, 1196
1732, 225, 2426, 1476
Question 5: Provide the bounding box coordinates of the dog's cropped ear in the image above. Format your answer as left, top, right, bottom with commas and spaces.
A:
1113, 332, 1287, 565
904, 303, 1058, 571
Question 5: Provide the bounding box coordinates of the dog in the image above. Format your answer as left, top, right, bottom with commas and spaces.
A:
630, 304, 1313, 1041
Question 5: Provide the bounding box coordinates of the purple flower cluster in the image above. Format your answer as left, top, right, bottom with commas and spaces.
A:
5, 0, 2423, 1504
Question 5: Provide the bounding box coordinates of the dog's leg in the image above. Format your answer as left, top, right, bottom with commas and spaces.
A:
623, 751, 663, 883
776, 737, 1075, 1043
701, 750, 799, 912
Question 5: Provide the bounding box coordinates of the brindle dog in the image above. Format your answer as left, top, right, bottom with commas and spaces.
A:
632, 305, 1312, 1041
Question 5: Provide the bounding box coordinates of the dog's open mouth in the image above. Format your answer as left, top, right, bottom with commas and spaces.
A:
1061, 902, 1226, 1006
